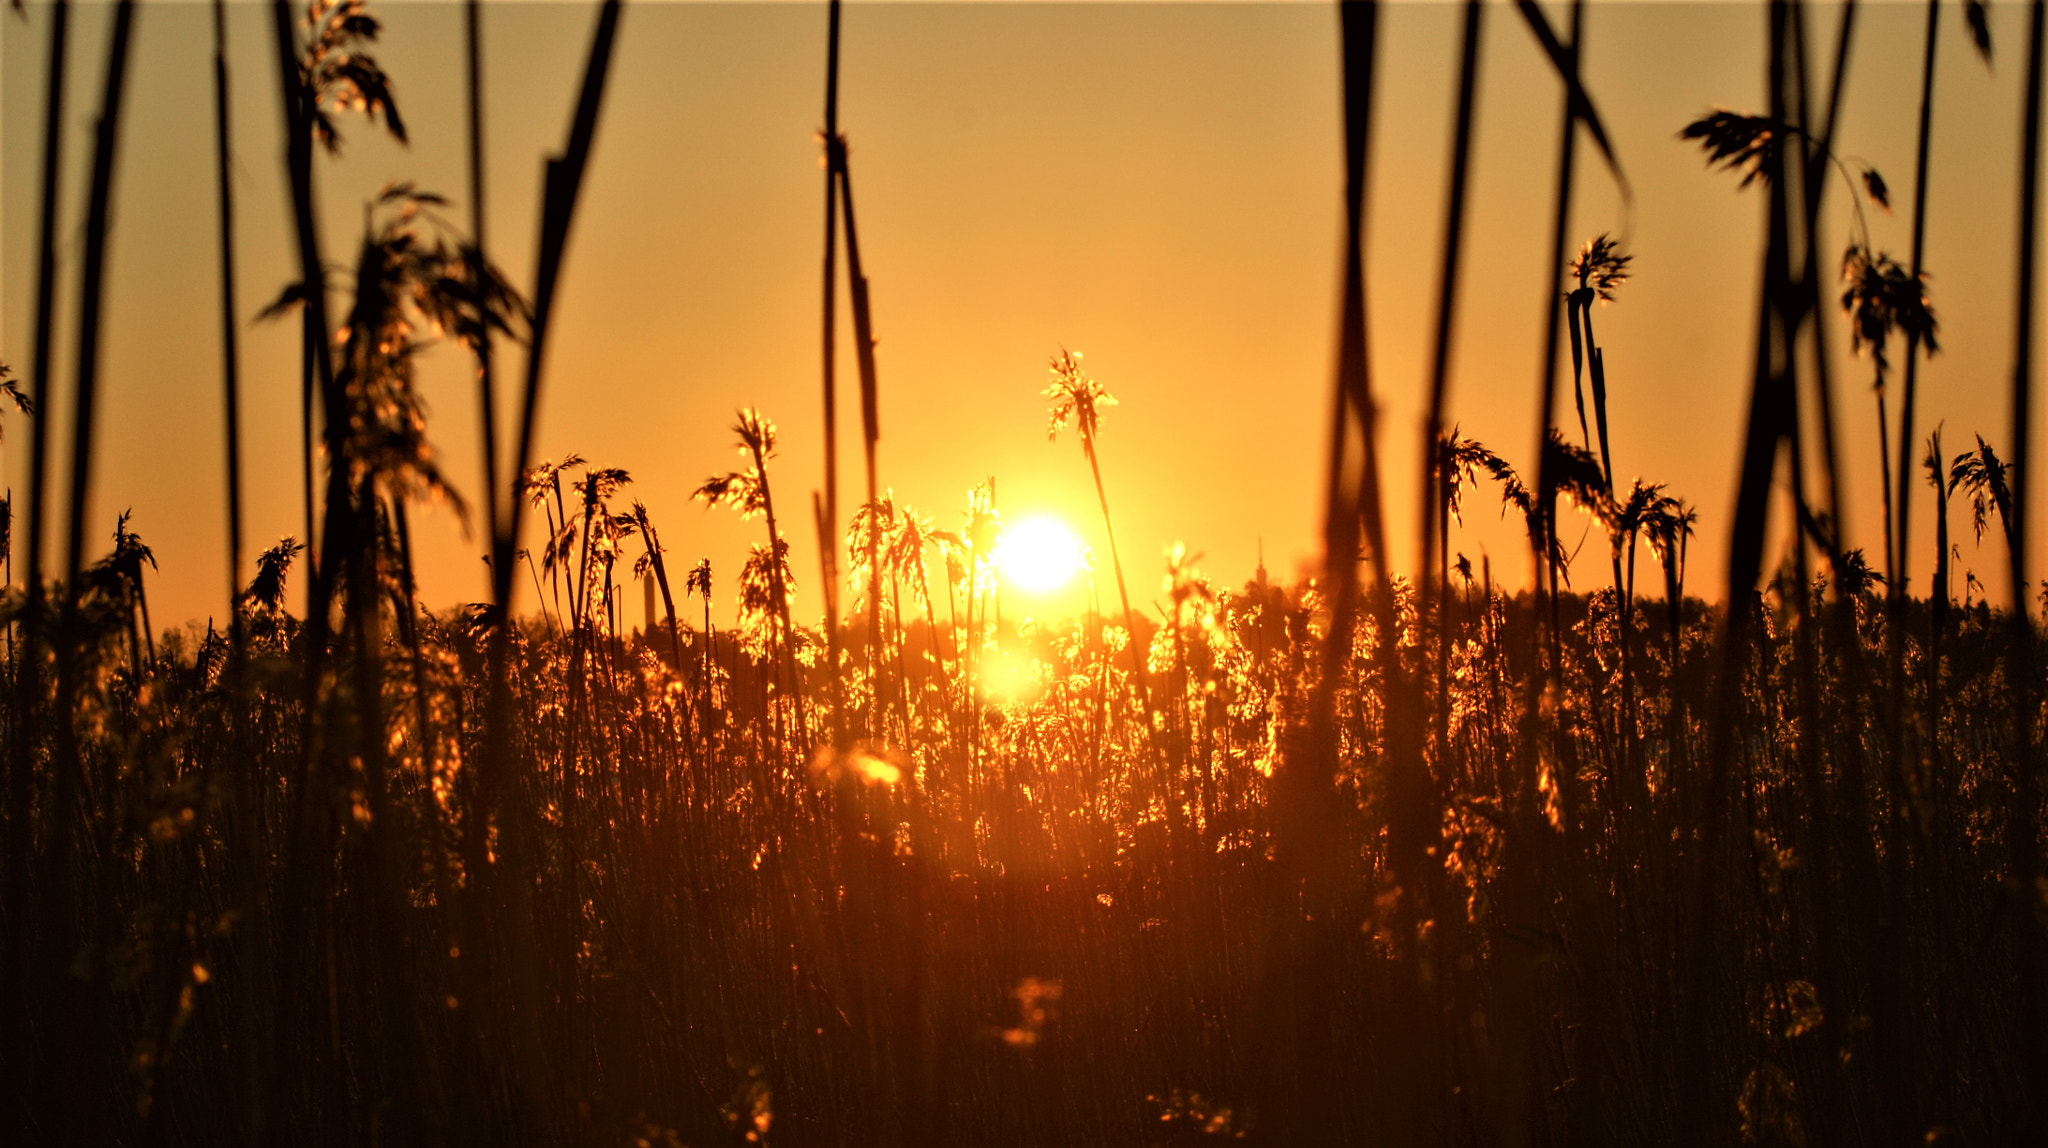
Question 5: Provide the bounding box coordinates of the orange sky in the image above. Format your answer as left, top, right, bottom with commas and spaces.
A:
3, 0, 2043, 630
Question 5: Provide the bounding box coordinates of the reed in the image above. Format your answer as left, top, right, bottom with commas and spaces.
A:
0, 0, 2043, 1143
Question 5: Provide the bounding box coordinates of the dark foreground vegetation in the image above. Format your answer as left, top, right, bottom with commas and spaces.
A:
3, 0, 2047, 1142
0, 516, 2045, 1147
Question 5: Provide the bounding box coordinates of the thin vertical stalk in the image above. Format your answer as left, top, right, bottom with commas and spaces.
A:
1705, 5, 1808, 1141
60, 0, 137, 604
215, 0, 246, 655
2, 1, 68, 1138
1530, 0, 1584, 654
1891, 0, 1939, 670
210, 13, 264, 1134
485, 2, 622, 1133
300, 309, 318, 602
500, 2, 621, 573
838, 159, 885, 730
820, 0, 848, 748
1805, 0, 1856, 552
469, 0, 499, 586
270, 0, 343, 637
1272, 4, 1375, 1142
2008, 0, 2046, 1130
50, 6, 139, 1142
1418, 0, 1483, 799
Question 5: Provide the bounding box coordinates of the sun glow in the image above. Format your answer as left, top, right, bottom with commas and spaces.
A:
997, 516, 1087, 593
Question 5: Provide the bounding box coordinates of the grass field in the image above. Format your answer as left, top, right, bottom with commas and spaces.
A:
1, 0, 2045, 1144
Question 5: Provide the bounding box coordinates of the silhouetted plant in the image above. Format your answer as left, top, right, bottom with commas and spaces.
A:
1842, 243, 1939, 586
1045, 349, 1166, 816
1950, 434, 2014, 549
1565, 233, 1630, 486
698, 410, 804, 731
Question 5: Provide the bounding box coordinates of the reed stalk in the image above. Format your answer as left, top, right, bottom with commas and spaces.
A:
819, 0, 848, 749
1418, 0, 1483, 807
2008, 0, 2045, 1127
1, 1, 67, 1130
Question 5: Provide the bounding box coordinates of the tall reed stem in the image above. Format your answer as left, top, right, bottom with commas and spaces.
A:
819, 0, 848, 748
215, 0, 246, 654
2, 1, 68, 1136
2008, 0, 2045, 1128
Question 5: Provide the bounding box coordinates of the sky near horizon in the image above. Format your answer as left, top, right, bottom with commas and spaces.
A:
2, 0, 2042, 631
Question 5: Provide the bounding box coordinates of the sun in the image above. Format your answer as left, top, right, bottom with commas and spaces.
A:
997, 516, 1087, 593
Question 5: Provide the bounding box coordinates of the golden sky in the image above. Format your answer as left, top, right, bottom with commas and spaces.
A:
3, 0, 2042, 629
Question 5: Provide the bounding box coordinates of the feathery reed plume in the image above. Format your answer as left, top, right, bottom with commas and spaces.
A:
1044, 350, 1162, 802
686, 555, 716, 726
241, 536, 303, 618
1950, 435, 2013, 548
299, 0, 403, 153
846, 492, 904, 733
273, 0, 406, 598
0, 365, 30, 423
1841, 243, 1938, 585
1566, 233, 1630, 489
698, 409, 804, 739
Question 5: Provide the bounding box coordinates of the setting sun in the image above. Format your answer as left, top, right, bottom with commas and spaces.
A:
996, 516, 1088, 593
